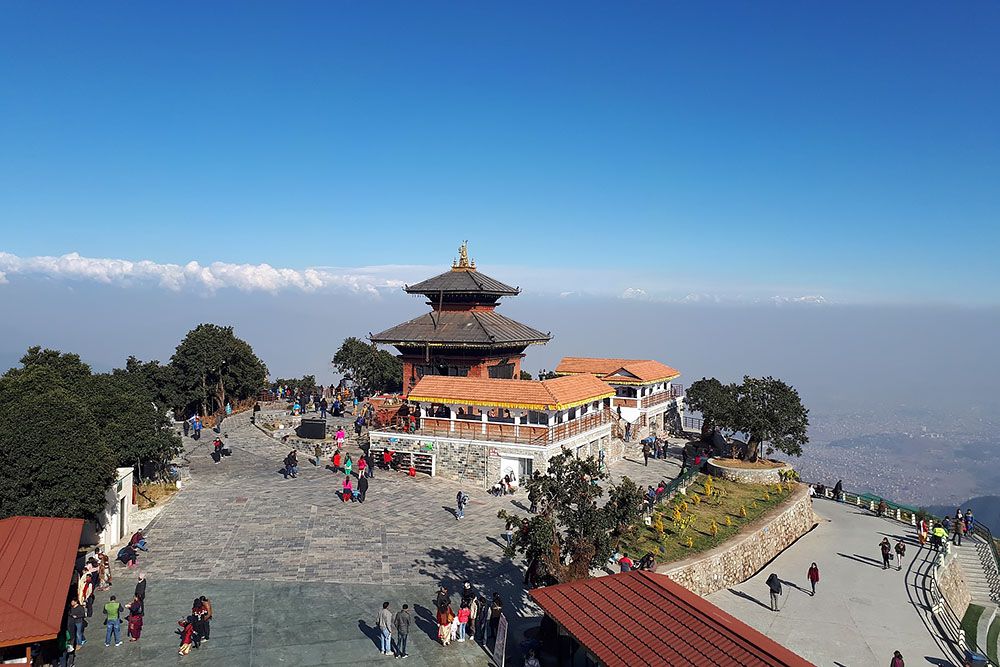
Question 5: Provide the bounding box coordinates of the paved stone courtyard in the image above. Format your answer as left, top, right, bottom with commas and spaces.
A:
76, 415, 680, 666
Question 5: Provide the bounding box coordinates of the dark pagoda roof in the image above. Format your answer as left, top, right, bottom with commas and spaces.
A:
371, 310, 550, 347
405, 268, 519, 297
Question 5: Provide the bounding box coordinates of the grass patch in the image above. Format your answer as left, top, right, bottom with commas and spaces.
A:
962, 603, 985, 649
988, 613, 999, 665
619, 475, 796, 565
136, 482, 179, 510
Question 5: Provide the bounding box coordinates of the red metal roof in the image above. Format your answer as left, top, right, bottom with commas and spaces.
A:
0, 516, 84, 647
529, 571, 814, 667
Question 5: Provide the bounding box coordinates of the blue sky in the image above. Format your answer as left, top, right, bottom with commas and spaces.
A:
1, 2, 998, 303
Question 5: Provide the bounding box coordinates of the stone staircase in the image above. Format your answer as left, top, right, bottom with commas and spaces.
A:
959, 533, 1000, 606
955, 531, 1000, 661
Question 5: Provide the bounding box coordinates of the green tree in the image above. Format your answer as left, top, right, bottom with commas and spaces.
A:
0, 379, 115, 522
519, 370, 533, 380
685, 377, 737, 431
734, 376, 809, 461
499, 450, 643, 583
168, 324, 268, 418
333, 337, 402, 395
686, 376, 809, 461
93, 372, 182, 471
274, 375, 318, 393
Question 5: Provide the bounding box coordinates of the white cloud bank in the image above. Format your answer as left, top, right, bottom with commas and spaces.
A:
0, 251, 408, 295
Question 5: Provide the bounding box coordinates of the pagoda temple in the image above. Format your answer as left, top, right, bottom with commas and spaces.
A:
370, 242, 551, 395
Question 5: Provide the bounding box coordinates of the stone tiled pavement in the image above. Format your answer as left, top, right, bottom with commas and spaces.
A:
76, 420, 683, 667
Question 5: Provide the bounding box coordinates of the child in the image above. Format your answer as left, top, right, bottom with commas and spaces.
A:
342, 477, 353, 502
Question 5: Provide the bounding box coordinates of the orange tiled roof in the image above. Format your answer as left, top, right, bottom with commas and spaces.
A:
556, 357, 680, 384
0, 516, 84, 648
408, 374, 614, 410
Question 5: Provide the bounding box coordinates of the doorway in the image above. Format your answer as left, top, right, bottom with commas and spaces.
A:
500, 456, 532, 483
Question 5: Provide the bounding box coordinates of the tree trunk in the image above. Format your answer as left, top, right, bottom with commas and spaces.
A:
745, 436, 762, 462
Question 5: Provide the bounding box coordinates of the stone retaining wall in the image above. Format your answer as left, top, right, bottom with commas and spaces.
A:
368, 426, 623, 488
706, 458, 792, 485
937, 551, 972, 619
659, 484, 817, 596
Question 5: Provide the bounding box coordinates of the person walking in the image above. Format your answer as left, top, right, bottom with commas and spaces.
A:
357, 455, 367, 479
342, 476, 353, 502
766, 573, 782, 611
319, 397, 328, 419
344, 454, 353, 478
917, 517, 929, 546
952, 512, 964, 546
336, 427, 346, 448
503, 520, 515, 549
456, 490, 468, 520
393, 604, 411, 658
354, 415, 365, 439
894, 540, 906, 571
890, 650, 905, 667
125, 595, 143, 642
357, 474, 369, 503
807, 563, 820, 596
376, 602, 393, 656
134, 572, 147, 601
103, 595, 123, 647
332, 450, 341, 473
880, 538, 892, 569
964, 509, 974, 534
68, 599, 86, 648
642, 442, 651, 466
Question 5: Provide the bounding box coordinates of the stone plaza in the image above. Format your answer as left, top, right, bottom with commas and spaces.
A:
74, 411, 676, 667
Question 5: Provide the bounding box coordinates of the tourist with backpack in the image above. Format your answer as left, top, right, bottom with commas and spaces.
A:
456, 491, 468, 520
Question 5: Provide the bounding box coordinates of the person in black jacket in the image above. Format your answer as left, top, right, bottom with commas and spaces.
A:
766, 573, 782, 611
358, 475, 369, 503
134, 572, 146, 601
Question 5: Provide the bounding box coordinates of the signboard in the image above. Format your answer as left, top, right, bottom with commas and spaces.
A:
492, 613, 508, 667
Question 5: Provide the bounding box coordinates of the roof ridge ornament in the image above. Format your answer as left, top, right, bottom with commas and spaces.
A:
452, 240, 476, 271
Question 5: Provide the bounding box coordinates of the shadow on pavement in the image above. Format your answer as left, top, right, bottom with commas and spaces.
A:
357, 619, 380, 650
727, 588, 771, 610
837, 552, 886, 568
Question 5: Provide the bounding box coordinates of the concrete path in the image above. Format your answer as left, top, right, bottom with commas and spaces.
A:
707, 499, 956, 667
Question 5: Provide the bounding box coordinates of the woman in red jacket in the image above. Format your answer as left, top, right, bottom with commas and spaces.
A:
178, 617, 195, 655
807, 562, 820, 596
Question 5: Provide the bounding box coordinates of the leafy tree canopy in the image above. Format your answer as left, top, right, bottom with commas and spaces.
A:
686, 375, 809, 461
0, 378, 115, 522
332, 337, 402, 395
499, 450, 644, 584
168, 324, 268, 418
274, 375, 318, 393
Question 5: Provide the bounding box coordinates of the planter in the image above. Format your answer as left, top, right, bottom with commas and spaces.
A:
707, 457, 792, 485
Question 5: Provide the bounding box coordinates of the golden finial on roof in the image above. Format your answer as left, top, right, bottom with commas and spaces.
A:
452, 240, 476, 271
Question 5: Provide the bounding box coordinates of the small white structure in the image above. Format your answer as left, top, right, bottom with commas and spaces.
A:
81, 467, 135, 549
